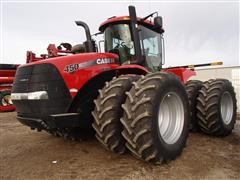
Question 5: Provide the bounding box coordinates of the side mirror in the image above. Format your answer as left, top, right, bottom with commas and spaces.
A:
154, 16, 163, 28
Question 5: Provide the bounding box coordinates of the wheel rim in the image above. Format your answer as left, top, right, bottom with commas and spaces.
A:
1, 95, 13, 106
158, 92, 184, 145
220, 92, 233, 125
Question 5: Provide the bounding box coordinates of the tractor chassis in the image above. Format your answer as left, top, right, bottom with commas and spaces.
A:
17, 113, 82, 131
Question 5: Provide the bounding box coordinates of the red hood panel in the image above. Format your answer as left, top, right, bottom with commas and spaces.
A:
20, 52, 118, 67
19, 52, 120, 98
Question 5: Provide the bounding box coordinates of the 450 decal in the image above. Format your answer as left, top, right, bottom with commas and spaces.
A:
64, 58, 117, 73
64, 63, 80, 73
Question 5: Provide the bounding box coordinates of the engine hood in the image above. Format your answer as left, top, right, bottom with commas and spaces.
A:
20, 52, 119, 68
17, 52, 120, 98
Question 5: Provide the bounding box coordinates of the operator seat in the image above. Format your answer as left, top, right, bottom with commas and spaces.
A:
109, 45, 132, 64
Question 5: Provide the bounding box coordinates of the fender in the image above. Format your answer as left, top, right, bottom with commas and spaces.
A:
115, 64, 148, 75
163, 68, 196, 83
69, 64, 149, 98
68, 63, 149, 113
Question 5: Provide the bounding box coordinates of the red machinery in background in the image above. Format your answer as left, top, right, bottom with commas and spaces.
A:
0, 64, 18, 112
26, 43, 73, 63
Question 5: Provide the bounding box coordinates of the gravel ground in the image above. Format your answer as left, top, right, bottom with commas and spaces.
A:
0, 112, 239, 180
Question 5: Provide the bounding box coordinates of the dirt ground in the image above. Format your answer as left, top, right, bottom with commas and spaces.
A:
0, 112, 239, 180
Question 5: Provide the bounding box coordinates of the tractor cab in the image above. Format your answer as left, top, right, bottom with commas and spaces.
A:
99, 6, 165, 71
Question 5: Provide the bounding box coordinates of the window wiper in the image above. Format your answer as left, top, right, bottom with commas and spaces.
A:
141, 12, 158, 22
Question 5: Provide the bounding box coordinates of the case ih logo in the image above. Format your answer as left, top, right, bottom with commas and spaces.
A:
96, 58, 115, 64
64, 58, 116, 73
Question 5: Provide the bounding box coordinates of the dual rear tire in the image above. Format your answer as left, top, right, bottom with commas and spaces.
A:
196, 79, 237, 136
186, 79, 237, 136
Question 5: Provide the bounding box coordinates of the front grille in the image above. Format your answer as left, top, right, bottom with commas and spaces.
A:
12, 63, 71, 118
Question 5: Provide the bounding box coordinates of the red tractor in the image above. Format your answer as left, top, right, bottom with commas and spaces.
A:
11, 6, 237, 163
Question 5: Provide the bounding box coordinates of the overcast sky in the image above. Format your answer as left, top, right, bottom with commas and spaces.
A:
0, 0, 239, 67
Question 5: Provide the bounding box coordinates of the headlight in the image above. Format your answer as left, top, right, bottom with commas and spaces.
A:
11, 91, 48, 100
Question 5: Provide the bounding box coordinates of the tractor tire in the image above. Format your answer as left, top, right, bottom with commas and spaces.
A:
185, 80, 203, 131
0, 90, 12, 106
121, 72, 190, 163
196, 79, 237, 136
92, 75, 140, 154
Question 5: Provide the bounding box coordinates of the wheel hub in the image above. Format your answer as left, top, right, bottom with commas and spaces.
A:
220, 91, 233, 125
158, 92, 184, 145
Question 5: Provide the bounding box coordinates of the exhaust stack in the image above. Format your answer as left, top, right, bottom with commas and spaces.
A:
128, 6, 145, 65
75, 21, 96, 52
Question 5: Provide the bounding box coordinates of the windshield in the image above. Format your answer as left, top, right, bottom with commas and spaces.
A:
139, 25, 162, 71
104, 23, 163, 71
104, 24, 135, 63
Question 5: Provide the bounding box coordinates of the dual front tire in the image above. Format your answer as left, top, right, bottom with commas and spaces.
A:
92, 73, 190, 163
121, 72, 189, 163
92, 75, 140, 153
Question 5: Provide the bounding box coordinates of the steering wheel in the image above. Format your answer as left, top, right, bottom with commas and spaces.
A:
113, 41, 129, 53
120, 41, 133, 49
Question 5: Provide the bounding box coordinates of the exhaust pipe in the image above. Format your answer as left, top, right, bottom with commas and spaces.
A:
75, 21, 96, 52
128, 6, 145, 65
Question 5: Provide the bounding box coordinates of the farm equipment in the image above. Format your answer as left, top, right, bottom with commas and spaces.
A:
11, 6, 237, 163
0, 64, 18, 112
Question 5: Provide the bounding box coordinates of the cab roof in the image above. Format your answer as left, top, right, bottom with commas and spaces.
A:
99, 16, 163, 33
